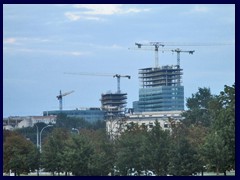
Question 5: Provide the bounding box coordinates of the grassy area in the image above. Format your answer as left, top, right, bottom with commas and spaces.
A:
3, 172, 72, 176
4, 170, 235, 176
197, 170, 235, 176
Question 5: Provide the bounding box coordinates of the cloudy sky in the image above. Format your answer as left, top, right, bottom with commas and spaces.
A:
3, 4, 235, 117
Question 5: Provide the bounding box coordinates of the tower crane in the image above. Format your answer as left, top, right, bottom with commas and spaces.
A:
64, 72, 131, 93
134, 42, 165, 68
170, 48, 194, 86
131, 42, 227, 68
113, 74, 131, 93
56, 90, 74, 111
171, 48, 195, 68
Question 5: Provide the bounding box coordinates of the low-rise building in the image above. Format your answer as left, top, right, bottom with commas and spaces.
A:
106, 110, 183, 139
43, 107, 105, 123
17, 116, 56, 128
3, 115, 57, 129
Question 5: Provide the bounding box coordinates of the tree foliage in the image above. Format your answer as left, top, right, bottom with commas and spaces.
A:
86, 129, 115, 176
3, 131, 39, 176
201, 84, 235, 175
4, 84, 234, 176
182, 87, 214, 127
41, 128, 113, 176
168, 123, 200, 176
146, 121, 171, 176
114, 123, 149, 176
41, 128, 70, 175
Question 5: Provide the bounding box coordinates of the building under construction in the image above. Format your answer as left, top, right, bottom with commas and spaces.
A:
100, 92, 127, 119
133, 65, 184, 112
131, 42, 194, 113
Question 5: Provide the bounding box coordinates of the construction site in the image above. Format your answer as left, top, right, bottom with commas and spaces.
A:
4, 42, 195, 138
133, 65, 184, 112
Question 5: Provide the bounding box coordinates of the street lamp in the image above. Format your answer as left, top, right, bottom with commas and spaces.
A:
72, 128, 79, 134
34, 124, 39, 148
40, 124, 53, 152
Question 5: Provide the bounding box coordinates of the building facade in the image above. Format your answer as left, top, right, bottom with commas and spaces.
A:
106, 110, 183, 139
133, 65, 184, 112
3, 115, 56, 129
100, 92, 128, 119
43, 107, 105, 123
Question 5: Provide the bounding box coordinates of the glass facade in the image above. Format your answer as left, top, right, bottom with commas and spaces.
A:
136, 86, 184, 112
134, 65, 184, 112
43, 109, 105, 123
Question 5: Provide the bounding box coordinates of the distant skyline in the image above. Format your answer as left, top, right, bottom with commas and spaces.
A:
3, 4, 235, 117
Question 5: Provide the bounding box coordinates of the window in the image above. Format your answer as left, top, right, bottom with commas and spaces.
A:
164, 123, 169, 128
149, 122, 153, 128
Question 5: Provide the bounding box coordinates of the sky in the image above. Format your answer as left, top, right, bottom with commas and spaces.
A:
3, 4, 235, 117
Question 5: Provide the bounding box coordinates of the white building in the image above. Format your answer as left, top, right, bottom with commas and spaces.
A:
106, 111, 183, 139
3, 125, 14, 131
17, 116, 57, 128
3, 116, 57, 129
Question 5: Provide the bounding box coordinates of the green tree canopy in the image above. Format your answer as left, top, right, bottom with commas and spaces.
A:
201, 84, 235, 175
146, 120, 171, 176
41, 128, 70, 175
168, 123, 199, 176
114, 123, 149, 176
182, 87, 214, 127
3, 131, 39, 176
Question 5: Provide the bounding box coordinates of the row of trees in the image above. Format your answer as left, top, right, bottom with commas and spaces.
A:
14, 115, 105, 146
3, 83, 235, 176
3, 131, 40, 176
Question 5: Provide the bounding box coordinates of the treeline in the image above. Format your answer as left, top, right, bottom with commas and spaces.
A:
3, 84, 235, 176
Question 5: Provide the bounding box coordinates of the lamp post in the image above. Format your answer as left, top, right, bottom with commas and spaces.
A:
40, 125, 53, 153
34, 124, 39, 148
34, 123, 40, 176
72, 128, 79, 134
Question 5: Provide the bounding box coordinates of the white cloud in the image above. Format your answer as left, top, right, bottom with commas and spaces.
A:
192, 5, 209, 13
3, 37, 52, 46
3, 38, 17, 44
87, 43, 125, 50
188, 5, 209, 14
125, 8, 147, 13
65, 12, 103, 21
73, 4, 122, 15
20, 37, 51, 43
84, 16, 102, 21
65, 4, 150, 21
64, 51, 88, 56
65, 12, 81, 21
4, 46, 90, 57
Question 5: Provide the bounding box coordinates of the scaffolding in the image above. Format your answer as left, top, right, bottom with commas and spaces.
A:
100, 92, 127, 119
134, 65, 184, 112
139, 65, 183, 88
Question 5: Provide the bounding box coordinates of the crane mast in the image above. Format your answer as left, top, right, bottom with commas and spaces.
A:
171, 48, 195, 67
132, 42, 197, 68
113, 74, 131, 93
171, 48, 195, 86
56, 90, 74, 110
135, 42, 165, 68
